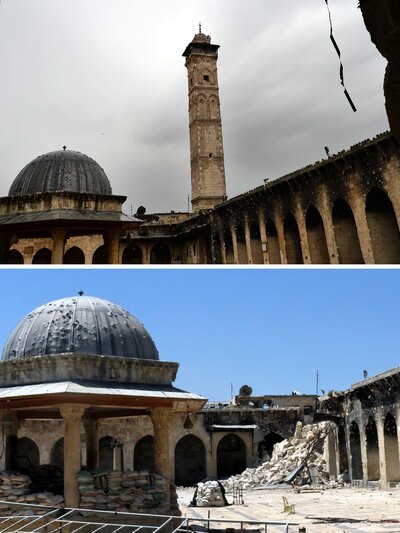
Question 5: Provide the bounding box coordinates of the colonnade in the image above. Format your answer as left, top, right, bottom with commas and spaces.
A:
212, 186, 400, 265
324, 405, 400, 489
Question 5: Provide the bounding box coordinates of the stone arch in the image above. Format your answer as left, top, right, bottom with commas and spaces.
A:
250, 221, 263, 264
175, 435, 206, 486
366, 187, 400, 263
8, 249, 24, 264
265, 218, 281, 264
209, 93, 219, 118
15, 437, 40, 473
384, 412, 400, 482
63, 246, 85, 264
92, 245, 106, 264
284, 213, 303, 264
197, 93, 208, 118
217, 434, 246, 478
99, 436, 114, 470
306, 205, 330, 264
263, 432, 284, 459
32, 248, 52, 264
349, 421, 363, 480
122, 243, 143, 264
51, 438, 64, 467
134, 435, 154, 472
332, 198, 363, 263
366, 416, 380, 481
150, 242, 172, 264
338, 424, 349, 475
223, 229, 234, 264
212, 233, 222, 264
236, 224, 247, 263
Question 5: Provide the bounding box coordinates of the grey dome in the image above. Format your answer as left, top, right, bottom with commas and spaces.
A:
2, 296, 159, 361
9, 150, 112, 196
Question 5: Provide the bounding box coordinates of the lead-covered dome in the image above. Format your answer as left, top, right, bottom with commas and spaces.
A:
2, 295, 159, 361
8, 149, 112, 196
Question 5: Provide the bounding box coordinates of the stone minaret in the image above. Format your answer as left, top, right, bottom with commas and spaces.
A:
183, 30, 227, 212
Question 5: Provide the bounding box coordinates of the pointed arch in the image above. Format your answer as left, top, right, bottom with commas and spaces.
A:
224, 229, 234, 264
217, 434, 246, 478
51, 438, 64, 467
32, 248, 52, 264
134, 436, 154, 472
332, 198, 363, 264
306, 205, 330, 264
366, 187, 400, 263
8, 249, 24, 264
63, 246, 85, 264
175, 435, 206, 485
366, 417, 380, 481
150, 242, 171, 264
349, 421, 363, 480
236, 224, 247, 263
284, 213, 303, 264
265, 218, 281, 264
92, 245, 106, 264
384, 413, 400, 482
15, 437, 40, 473
250, 221, 263, 264
122, 243, 143, 264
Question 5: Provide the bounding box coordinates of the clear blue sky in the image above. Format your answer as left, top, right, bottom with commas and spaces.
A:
0, 268, 398, 400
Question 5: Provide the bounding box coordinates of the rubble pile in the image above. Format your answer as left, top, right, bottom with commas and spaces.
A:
77, 469, 171, 513
0, 472, 64, 514
192, 481, 226, 507
222, 422, 336, 491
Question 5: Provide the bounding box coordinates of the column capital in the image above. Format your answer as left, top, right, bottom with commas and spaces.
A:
60, 404, 88, 421
151, 407, 172, 425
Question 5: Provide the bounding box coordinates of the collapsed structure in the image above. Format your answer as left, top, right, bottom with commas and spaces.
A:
0, 30, 399, 264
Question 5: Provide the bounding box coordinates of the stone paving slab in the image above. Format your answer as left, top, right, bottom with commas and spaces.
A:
177, 486, 400, 533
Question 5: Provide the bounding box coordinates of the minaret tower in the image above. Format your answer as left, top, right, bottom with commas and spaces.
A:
183, 27, 227, 212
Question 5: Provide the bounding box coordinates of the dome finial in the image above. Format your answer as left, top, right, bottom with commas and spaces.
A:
78, 290, 84, 296
198, 21, 202, 34
63, 145, 66, 151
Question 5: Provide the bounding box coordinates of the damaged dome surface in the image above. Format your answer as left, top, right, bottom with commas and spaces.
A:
2, 295, 159, 361
8, 150, 112, 196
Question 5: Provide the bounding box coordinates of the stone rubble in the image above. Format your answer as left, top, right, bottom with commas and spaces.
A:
222, 421, 339, 491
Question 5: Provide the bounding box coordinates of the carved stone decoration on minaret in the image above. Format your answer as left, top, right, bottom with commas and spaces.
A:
183, 30, 227, 212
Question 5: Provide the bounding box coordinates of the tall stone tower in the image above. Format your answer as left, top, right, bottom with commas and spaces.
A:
183, 30, 227, 212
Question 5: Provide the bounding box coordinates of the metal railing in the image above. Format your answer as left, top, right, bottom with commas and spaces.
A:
0, 502, 298, 533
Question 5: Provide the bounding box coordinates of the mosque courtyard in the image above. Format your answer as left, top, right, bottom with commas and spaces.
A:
177, 485, 400, 533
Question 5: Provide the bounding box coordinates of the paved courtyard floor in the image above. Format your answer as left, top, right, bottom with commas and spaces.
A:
177, 486, 400, 533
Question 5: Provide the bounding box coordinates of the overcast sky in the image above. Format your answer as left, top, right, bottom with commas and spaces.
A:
0, 268, 399, 400
0, 0, 389, 213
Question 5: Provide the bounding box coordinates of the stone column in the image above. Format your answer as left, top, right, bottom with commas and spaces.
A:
258, 208, 269, 264
376, 407, 388, 488
0, 232, 12, 264
351, 197, 375, 264
243, 211, 253, 264
51, 228, 67, 264
317, 185, 339, 264
104, 228, 121, 265
295, 210, 311, 264
151, 408, 171, 505
359, 420, 368, 484
84, 419, 98, 471
324, 428, 338, 479
230, 225, 239, 264
274, 210, 287, 264
0, 411, 19, 471
60, 405, 86, 508
219, 231, 227, 264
